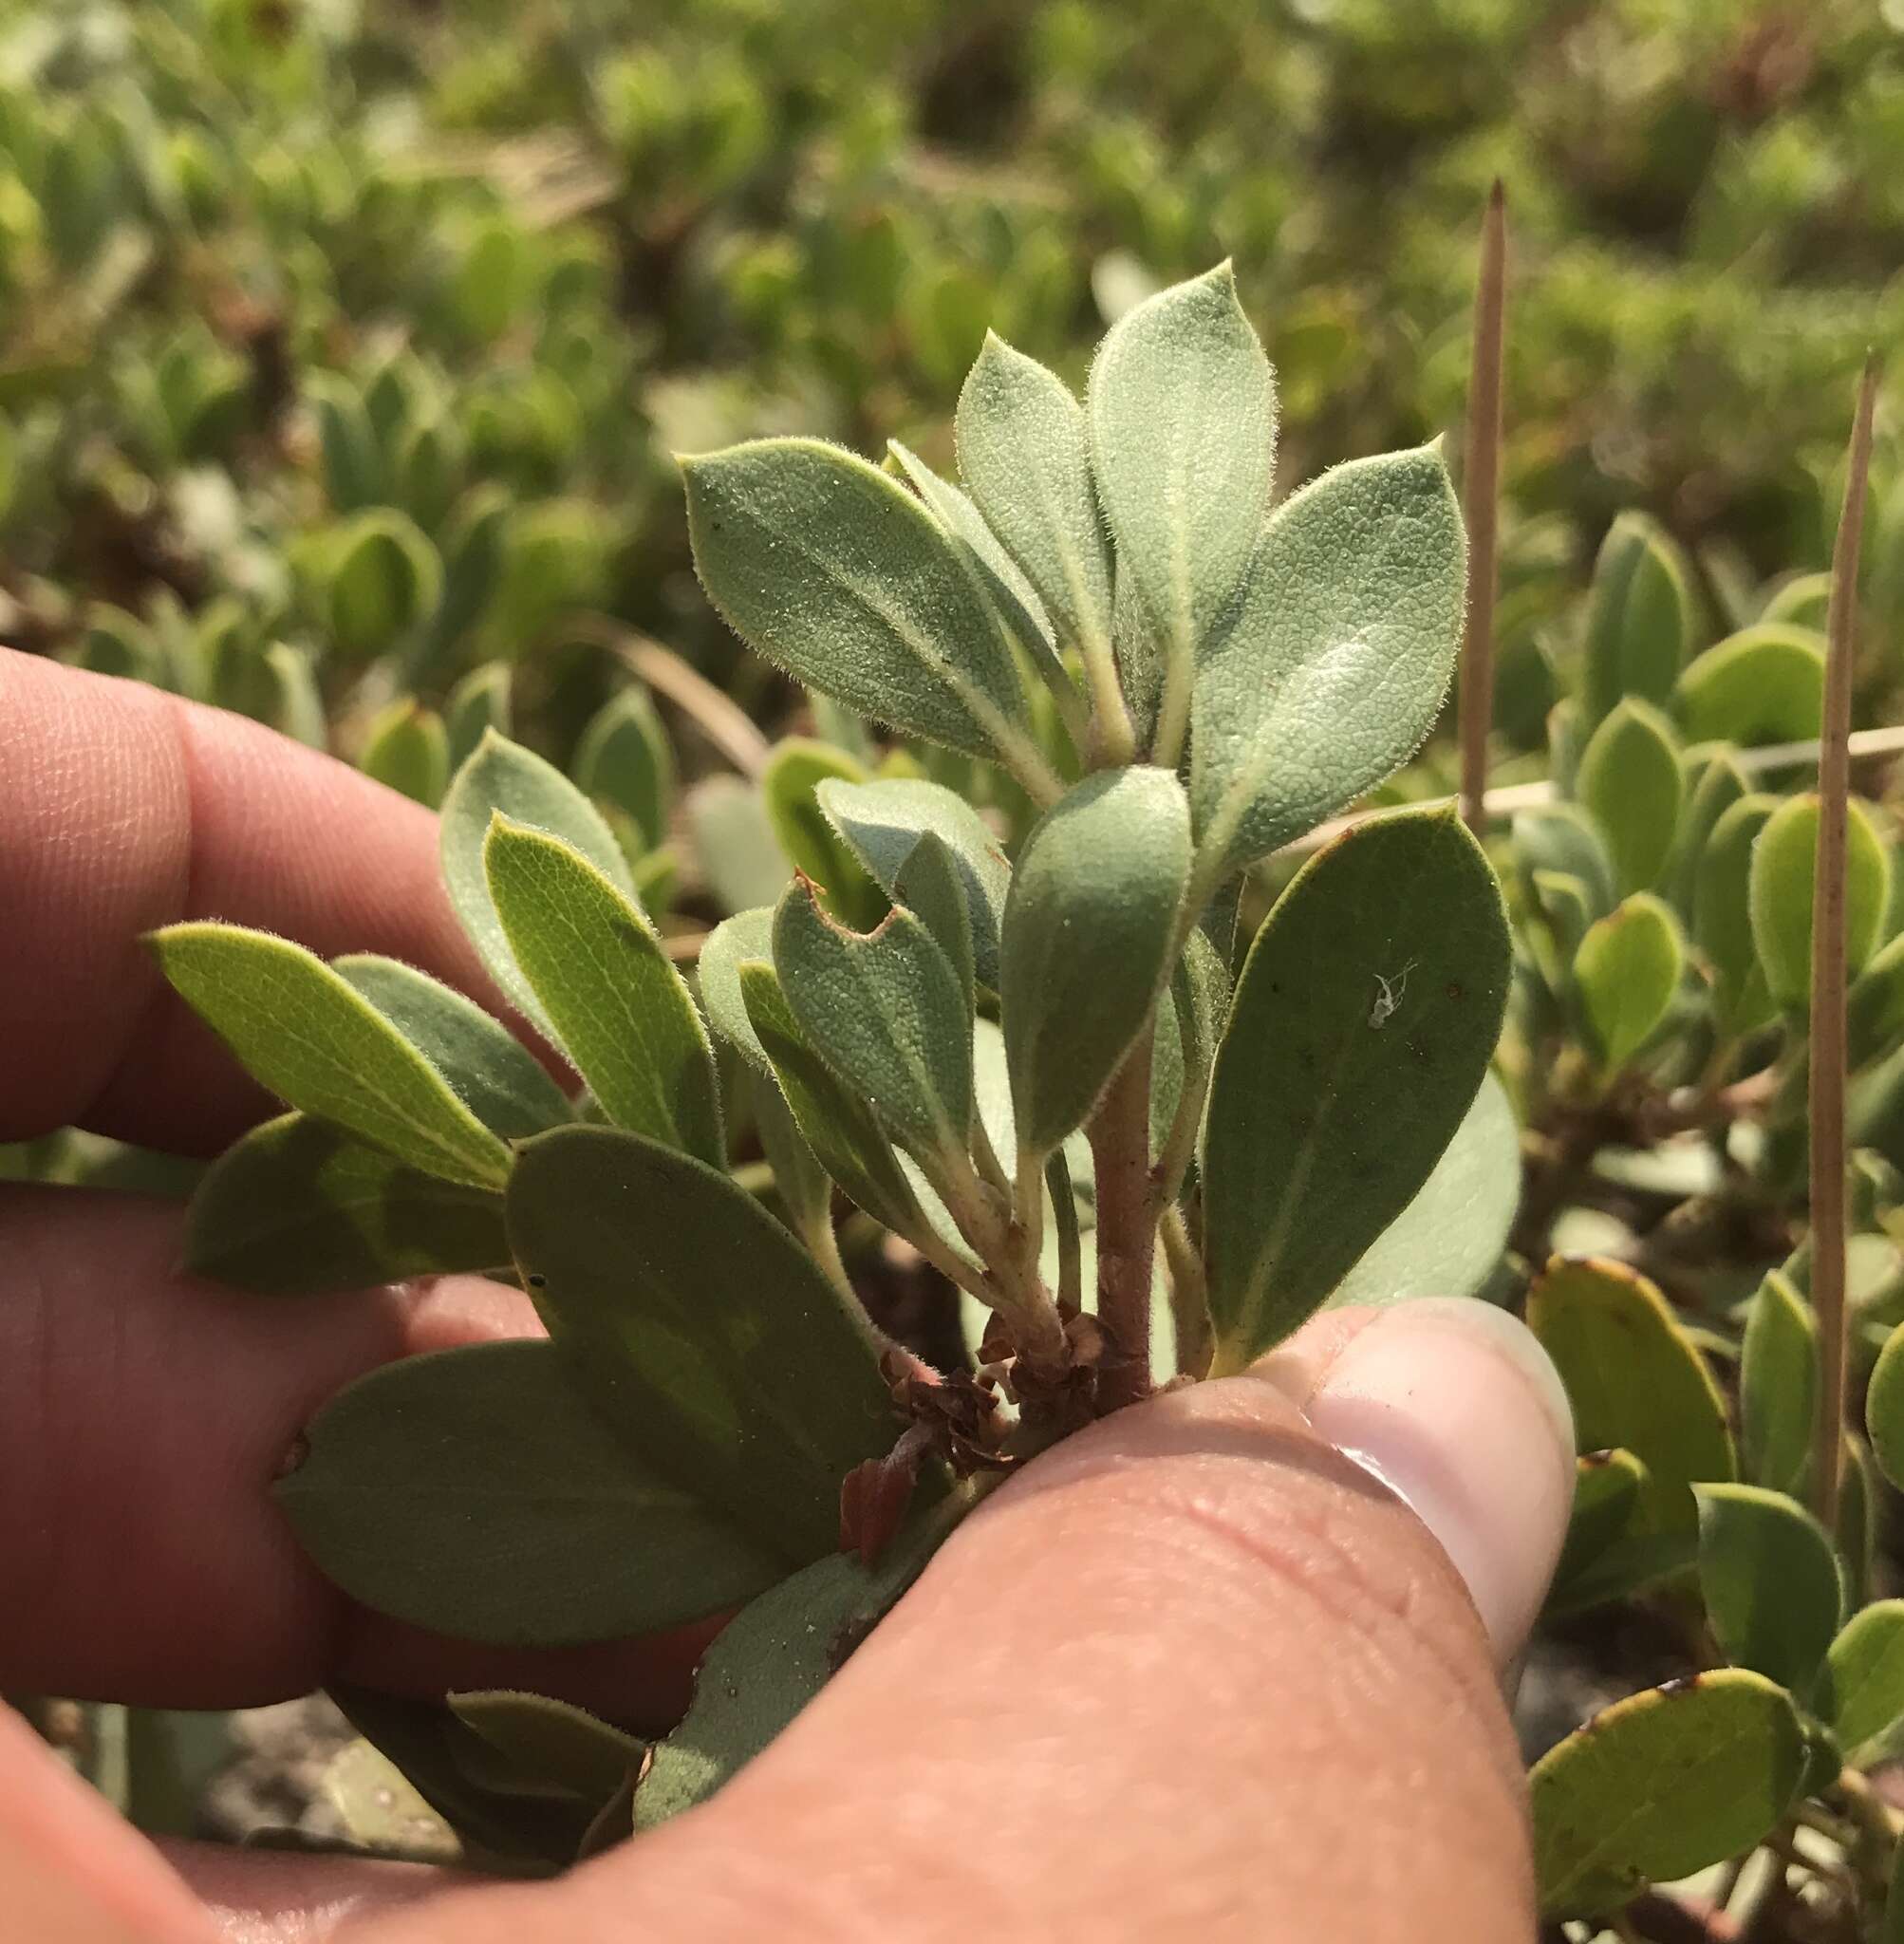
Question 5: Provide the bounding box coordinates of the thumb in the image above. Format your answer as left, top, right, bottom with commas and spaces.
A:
373, 1298, 1574, 1944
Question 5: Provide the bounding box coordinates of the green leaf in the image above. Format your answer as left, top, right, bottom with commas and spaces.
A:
1763, 571, 1831, 630
772, 878, 972, 1162
1089, 263, 1275, 676
1525, 1258, 1735, 1532
955, 334, 1114, 664
150, 923, 511, 1189
1325, 1073, 1520, 1307
1739, 1270, 1816, 1495
484, 816, 722, 1168
1514, 804, 1617, 925
739, 960, 931, 1241
1666, 749, 1749, 921
816, 776, 1012, 989
1840, 1435, 1877, 1610
444, 663, 513, 772
634, 1547, 926, 1832
1864, 1321, 1904, 1490
1693, 1483, 1842, 1695
1546, 1449, 1693, 1617
276, 1340, 784, 1645
760, 739, 887, 931
358, 701, 450, 808
696, 907, 776, 1075
1001, 767, 1191, 1159
687, 776, 792, 915
183, 1112, 508, 1297
1530, 1670, 1805, 1917
327, 510, 440, 661
1695, 794, 1779, 1036
440, 730, 635, 1036
895, 831, 975, 1021
1676, 625, 1825, 747
1823, 1599, 1904, 1757
573, 686, 674, 856
1203, 807, 1510, 1369
508, 1125, 899, 1561
447, 1692, 643, 1804
681, 438, 1041, 774
1582, 512, 1696, 728
1577, 699, 1684, 895
887, 438, 1071, 709
1190, 445, 1464, 882
1573, 893, 1684, 1073
332, 955, 571, 1140
1849, 930, 1904, 1071
754, 1072, 832, 1239
1749, 794, 1892, 1011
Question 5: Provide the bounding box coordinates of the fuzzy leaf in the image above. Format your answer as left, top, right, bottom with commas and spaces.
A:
332, 955, 570, 1140
1822, 1600, 1904, 1757
359, 701, 449, 807
1739, 1270, 1816, 1496
1573, 894, 1683, 1073
895, 832, 975, 1020
485, 817, 722, 1168
1526, 1259, 1735, 1535
1577, 699, 1683, 895
760, 739, 887, 932
1749, 794, 1891, 1011
183, 1112, 508, 1296
1325, 1073, 1520, 1307
1582, 512, 1696, 727
150, 924, 511, 1189
1190, 445, 1464, 881
1001, 766, 1191, 1158
574, 686, 674, 856
955, 333, 1114, 661
1676, 625, 1824, 748
681, 438, 1038, 772
1514, 804, 1617, 926
1693, 1483, 1842, 1695
440, 730, 635, 1036
753, 1072, 832, 1237
1695, 794, 1779, 1036
275, 1339, 784, 1645
687, 776, 790, 916
1530, 1670, 1805, 1917
773, 879, 972, 1161
1089, 264, 1274, 674
816, 776, 1012, 989
508, 1125, 898, 1561
1202, 807, 1510, 1369
738, 960, 931, 1241
697, 908, 776, 1075
634, 1547, 926, 1832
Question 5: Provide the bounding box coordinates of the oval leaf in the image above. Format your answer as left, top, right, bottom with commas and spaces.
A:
1676, 625, 1825, 748
760, 739, 887, 932
150, 923, 511, 1189
1695, 794, 1779, 1037
573, 685, 674, 856
1823, 1600, 1904, 1757
1203, 806, 1510, 1369
1749, 793, 1891, 1012
1739, 1269, 1817, 1496
507, 1125, 899, 1561
1577, 699, 1683, 895
1190, 444, 1465, 881
1001, 766, 1192, 1159
1573, 893, 1683, 1074
1693, 1483, 1843, 1696
681, 438, 1040, 774
1582, 512, 1696, 728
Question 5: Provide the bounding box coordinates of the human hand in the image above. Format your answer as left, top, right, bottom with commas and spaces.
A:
0, 650, 1574, 1943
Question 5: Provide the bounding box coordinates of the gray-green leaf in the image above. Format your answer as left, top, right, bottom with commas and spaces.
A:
1693, 1482, 1842, 1696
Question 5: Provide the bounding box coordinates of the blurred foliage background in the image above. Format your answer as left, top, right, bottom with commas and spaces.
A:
6, 0, 1904, 760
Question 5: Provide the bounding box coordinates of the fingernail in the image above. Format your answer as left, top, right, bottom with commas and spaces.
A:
1297, 1299, 1575, 1661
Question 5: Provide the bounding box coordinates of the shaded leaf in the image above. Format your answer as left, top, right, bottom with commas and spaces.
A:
1665, 748, 1748, 922
1203, 807, 1510, 1369
1577, 699, 1683, 895
150, 924, 510, 1189
1693, 1483, 1842, 1695
760, 739, 887, 931
277, 1340, 782, 1645
1749, 793, 1891, 1011
359, 701, 450, 808
1676, 625, 1824, 748
1824, 1600, 1904, 1757
1739, 1270, 1816, 1496
183, 1112, 508, 1296
1582, 512, 1696, 728
444, 662, 513, 771
508, 1125, 899, 1561
447, 1692, 643, 1804
1514, 804, 1617, 926
1864, 1321, 1904, 1492
574, 686, 674, 856
1573, 893, 1683, 1073
1694, 794, 1779, 1037
696, 907, 775, 1075
1001, 766, 1191, 1158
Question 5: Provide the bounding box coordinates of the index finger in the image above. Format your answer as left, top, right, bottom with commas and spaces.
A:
0, 649, 513, 1154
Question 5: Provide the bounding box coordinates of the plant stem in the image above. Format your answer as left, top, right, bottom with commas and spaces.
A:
1809, 353, 1879, 1530
1151, 640, 1192, 773
807, 1208, 855, 1306
1161, 1201, 1212, 1378
1089, 1024, 1159, 1408
1458, 179, 1508, 838
1076, 625, 1138, 768
930, 1150, 1068, 1374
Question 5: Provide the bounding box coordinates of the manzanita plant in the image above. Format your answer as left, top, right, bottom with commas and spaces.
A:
150, 263, 1519, 1862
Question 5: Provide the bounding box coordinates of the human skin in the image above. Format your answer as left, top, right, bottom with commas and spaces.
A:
0, 648, 1573, 1942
